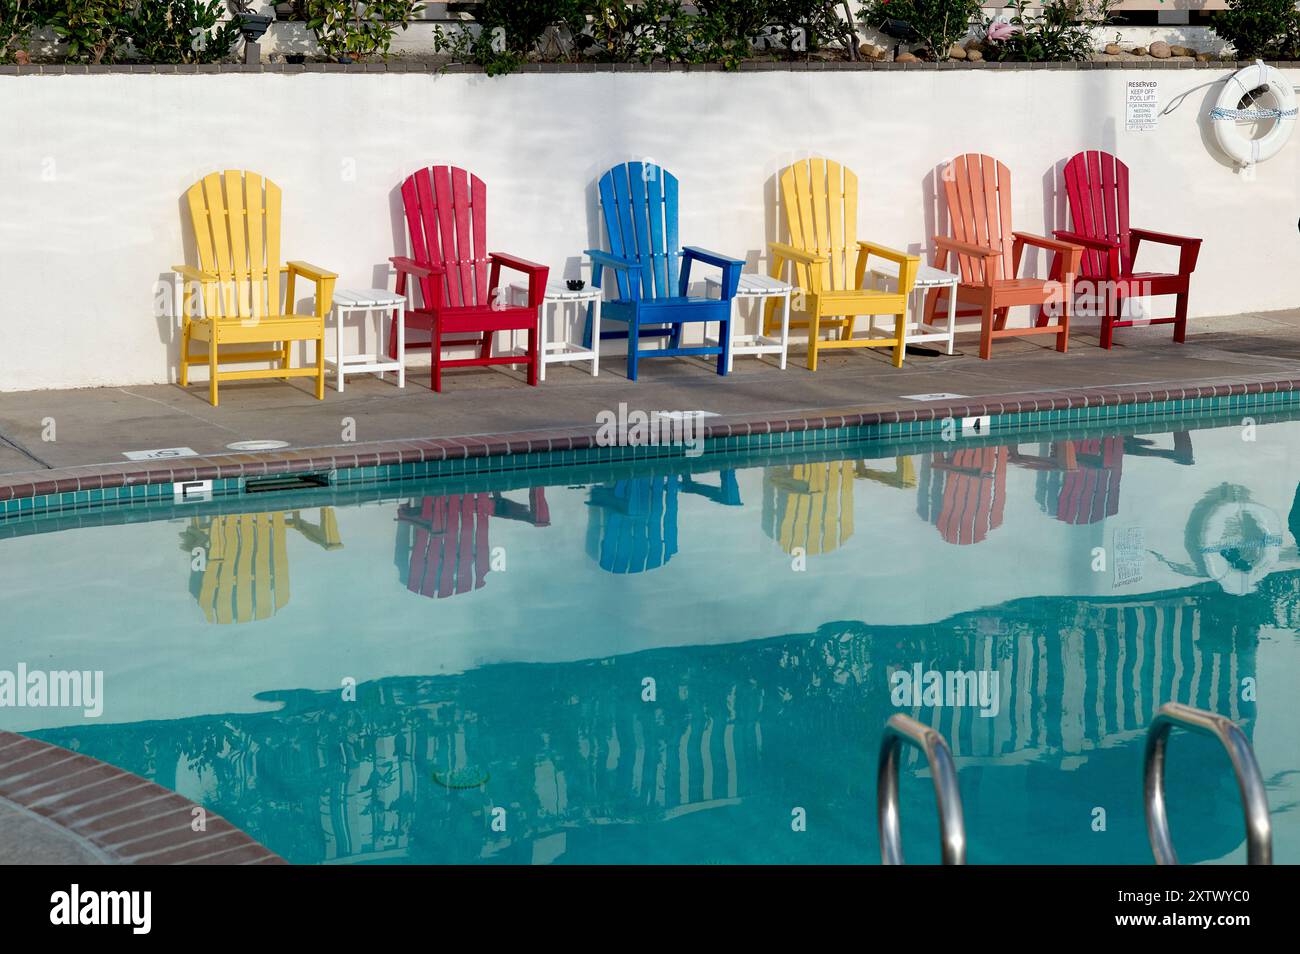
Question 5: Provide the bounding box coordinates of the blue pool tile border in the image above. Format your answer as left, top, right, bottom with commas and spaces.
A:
3, 377, 1299, 521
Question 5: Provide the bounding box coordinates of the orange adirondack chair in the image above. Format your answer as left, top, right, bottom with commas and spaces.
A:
928, 154, 1082, 359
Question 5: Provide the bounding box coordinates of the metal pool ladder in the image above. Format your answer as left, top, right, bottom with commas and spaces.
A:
877, 714, 966, 865
1143, 702, 1273, 865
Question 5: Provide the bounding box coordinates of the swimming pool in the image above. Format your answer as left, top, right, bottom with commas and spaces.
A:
3, 402, 1299, 865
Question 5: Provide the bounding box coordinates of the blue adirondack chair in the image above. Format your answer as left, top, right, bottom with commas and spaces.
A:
584, 161, 744, 381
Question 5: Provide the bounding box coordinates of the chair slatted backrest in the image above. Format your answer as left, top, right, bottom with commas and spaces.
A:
941, 154, 1015, 284
400, 165, 490, 310
186, 170, 282, 320
778, 157, 858, 295
597, 161, 680, 302
1062, 150, 1132, 279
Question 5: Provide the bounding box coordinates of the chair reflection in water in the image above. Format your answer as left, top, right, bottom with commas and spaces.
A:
395, 489, 550, 599
180, 509, 343, 624
763, 457, 915, 556
586, 472, 741, 574
917, 447, 1009, 546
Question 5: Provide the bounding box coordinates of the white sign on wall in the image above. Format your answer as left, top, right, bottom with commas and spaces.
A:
1126, 81, 1160, 132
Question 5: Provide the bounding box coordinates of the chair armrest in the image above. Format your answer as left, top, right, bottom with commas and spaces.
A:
1052, 230, 1120, 252
768, 241, 825, 267
285, 262, 340, 315
489, 252, 549, 308
934, 235, 999, 259
286, 260, 338, 283
934, 235, 1000, 286
854, 241, 920, 294
584, 249, 638, 271
682, 246, 743, 299
1012, 232, 1082, 257
1130, 227, 1202, 274
1130, 227, 1202, 249
490, 252, 548, 276
172, 265, 216, 283
390, 255, 441, 279
855, 240, 913, 266
682, 246, 744, 271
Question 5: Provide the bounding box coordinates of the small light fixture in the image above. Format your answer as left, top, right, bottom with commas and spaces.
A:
230, 2, 274, 65
878, 18, 919, 58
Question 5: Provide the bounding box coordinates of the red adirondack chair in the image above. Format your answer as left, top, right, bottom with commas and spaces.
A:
389, 165, 549, 391
1052, 150, 1202, 349
928, 153, 1083, 359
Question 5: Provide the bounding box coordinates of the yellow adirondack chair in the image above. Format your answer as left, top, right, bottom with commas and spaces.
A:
173, 171, 337, 406
767, 158, 920, 371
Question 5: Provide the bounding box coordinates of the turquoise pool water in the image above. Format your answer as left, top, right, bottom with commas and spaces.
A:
4, 407, 1300, 864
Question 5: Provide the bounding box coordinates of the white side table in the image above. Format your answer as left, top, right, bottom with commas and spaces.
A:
868, 261, 959, 355
510, 280, 602, 381
326, 288, 406, 392
704, 273, 792, 373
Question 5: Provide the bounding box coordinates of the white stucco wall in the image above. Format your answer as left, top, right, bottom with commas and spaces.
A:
0, 67, 1296, 393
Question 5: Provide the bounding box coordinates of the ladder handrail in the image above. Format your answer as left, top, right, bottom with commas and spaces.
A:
877, 714, 966, 865
1143, 702, 1272, 866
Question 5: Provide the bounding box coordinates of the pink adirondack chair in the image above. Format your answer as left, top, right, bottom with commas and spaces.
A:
928, 153, 1082, 359
1052, 150, 1202, 349
389, 166, 549, 391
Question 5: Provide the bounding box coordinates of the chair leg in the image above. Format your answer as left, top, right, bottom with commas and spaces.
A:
528, 324, 539, 386
179, 324, 191, 387
431, 325, 443, 393
315, 335, 326, 399
993, 307, 1009, 331
717, 318, 729, 376
807, 311, 821, 372
1056, 293, 1070, 354
979, 301, 995, 360
628, 319, 640, 382
1173, 291, 1189, 343
892, 314, 906, 368
1100, 310, 1115, 350
208, 338, 219, 407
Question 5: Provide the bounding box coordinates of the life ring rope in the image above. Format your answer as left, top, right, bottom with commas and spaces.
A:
1209, 105, 1299, 121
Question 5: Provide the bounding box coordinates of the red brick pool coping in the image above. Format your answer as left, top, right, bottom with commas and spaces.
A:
0, 375, 1297, 503
0, 731, 284, 865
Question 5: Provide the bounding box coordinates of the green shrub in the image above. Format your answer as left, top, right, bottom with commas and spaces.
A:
130, 0, 240, 64
46, 0, 134, 63
0, 0, 43, 63
982, 0, 1115, 63
478, 0, 585, 54
432, 0, 585, 75
306, 0, 422, 60
766, 0, 855, 56
859, 0, 982, 59
1213, 0, 1300, 59
583, 0, 693, 63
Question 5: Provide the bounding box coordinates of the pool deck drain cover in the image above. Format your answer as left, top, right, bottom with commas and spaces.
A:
122, 446, 197, 461
900, 392, 968, 401
226, 439, 291, 451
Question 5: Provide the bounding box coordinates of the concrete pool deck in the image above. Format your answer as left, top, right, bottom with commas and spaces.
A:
2, 310, 1300, 496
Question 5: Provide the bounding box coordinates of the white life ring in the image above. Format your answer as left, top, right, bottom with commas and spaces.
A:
1198, 499, 1282, 596
1210, 61, 1298, 166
